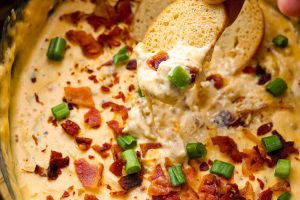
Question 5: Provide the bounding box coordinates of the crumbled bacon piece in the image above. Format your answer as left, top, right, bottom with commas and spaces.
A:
199, 162, 209, 171
46, 195, 54, 200
107, 120, 123, 137
147, 51, 169, 70
180, 187, 199, 200
111, 144, 123, 161
189, 67, 199, 83
126, 59, 137, 70
258, 189, 272, 200
118, 173, 143, 191
206, 74, 224, 89
74, 158, 103, 189
110, 190, 127, 197
243, 146, 265, 174
153, 193, 180, 200
242, 66, 256, 74
257, 73, 272, 85
183, 165, 198, 187
47, 151, 70, 180
257, 178, 265, 190
97, 26, 127, 48
150, 164, 165, 181
212, 136, 245, 163
140, 143, 162, 157
257, 122, 273, 136
86, 14, 107, 31
84, 108, 101, 129
61, 191, 70, 199
61, 120, 81, 136
102, 60, 113, 66
34, 165, 46, 177
92, 143, 112, 158
64, 86, 95, 108
240, 182, 255, 200
84, 194, 99, 200
102, 101, 128, 120
75, 137, 93, 151
66, 30, 103, 58
109, 159, 125, 177
113, 91, 126, 102
101, 86, 110, 93
60, 11, 86, 25
115, 0, 133, 24
128, 84, 135, 92
271, 181, 290, 192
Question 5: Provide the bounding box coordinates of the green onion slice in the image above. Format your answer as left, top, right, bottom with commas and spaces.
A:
137, 88, 144, 98
275, 159, 291, 179
168, 165, 186, 186
117, 135, 137, 150
262, 135, 283, 153
210, 160, 235, 179
186, 143, 207, 159
272, 34, 289, 48
278, 192, 291, 200
168, 66, 191, 88
113, 46, 130, 65
121, 149, 141, 175
51, 103, 70, 120
266, 78, 288, 97
47, 37, 67, 61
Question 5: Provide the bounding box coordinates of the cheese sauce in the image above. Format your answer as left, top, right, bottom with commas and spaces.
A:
7, 0, 300, 199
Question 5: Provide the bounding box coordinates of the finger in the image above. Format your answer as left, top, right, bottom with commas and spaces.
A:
278, 0, 300, 16
224, 0, 245, 26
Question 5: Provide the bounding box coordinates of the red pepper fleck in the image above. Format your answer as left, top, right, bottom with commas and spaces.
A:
257, 122, 273, 136
126, 59, 137, 70
101, 86, 110, 93
147, 51, 169, 70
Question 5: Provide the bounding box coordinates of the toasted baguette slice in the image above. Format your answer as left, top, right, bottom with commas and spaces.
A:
210, 0, 264, 72
142, 0, 228, 52
131, 0, 175, 41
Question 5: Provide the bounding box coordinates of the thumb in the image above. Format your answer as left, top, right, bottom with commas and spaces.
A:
278, 0, 300, 17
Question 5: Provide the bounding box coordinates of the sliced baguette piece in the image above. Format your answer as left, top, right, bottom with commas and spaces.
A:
210, 0, 264, 73
131, 0, 175, 41
142, 0, 228, 52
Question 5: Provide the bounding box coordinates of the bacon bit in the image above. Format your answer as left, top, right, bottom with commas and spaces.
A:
31, 76, 37, 83
92, 143, 112, 159
101, 86, 110, 93
60, 11, 86, 25
258, 189, 272, 200
119, 173, 143, 191
75, 137, 93, 151
97, 26, 126, 48
66, 30, 103, 58
34, 93, 42, 104
147, 51, 169, 70
199, 162, 209, 171
102, 60, 113, 66
153, 193, 180, 200
271, 181, 290, 192
32, 135, 38, 146
206, 74, 224, 89
102, 101, 128, 120
84, 194, 99, 200
64, 86, 95, 108
74, 158, 103, 189
110, 190, 128, 197
48, 116, 58, 127
34, 165, 46, 177
243, 66, 256, 74
112, 72, 120, 84
140, 143, 162, 157
150, 164, 165, 181
240, 182, 255, 200
88, 75, 99, 84
182, 165, 198, 187
46, 195, 54, 200
84, 108, 101, 129
180, 187, 199, 200
107, 120, 123, 137
257, 122, 273, 136
111, 144, 122, 161
109, 159, 125, 176
47, 151, 70, 180
115, 0, 133, 24
149, 175, 180, 196
113, 91, 126, 102
86, 14, 107, 31
211, 136, 245, 163
257, 73, 272, 85
126, 59, 137, 70
257, 178, 265, 190
61, 120, 81, 136
256, 65, 267, 76
189, 67, 199, 84
164, 157, 174, 170
61, 191, 70, 199
243, 146, 265, 174
128, 84, 135, 92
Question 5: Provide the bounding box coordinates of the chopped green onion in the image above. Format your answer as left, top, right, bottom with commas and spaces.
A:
266, 78, 288, 97
168, 165, 186, 186
272, 34, 288, 48
278, 192, 291, 200
51, 103, 70, 120
168, 66, 191, 88
275, 159, 291, 179
117, 135, 137, 150
210, 160, 235, 179
262, 135, 283, 153
47, 37, 66, 61
121, 149, 141, 175
186, 143, 207, 159
137, 88, 144, 98
113, 46, 130, 65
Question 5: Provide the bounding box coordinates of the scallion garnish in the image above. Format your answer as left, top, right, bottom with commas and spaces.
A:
51, 103, 70, 120
186, 143, 207, 159
278, 192, 291, 200
137, 87, 144, 98
210, 160, 235, 179
262, 135, 283, 153
266, 78, 288, 97
275, 159, 291, 179
121, 149, 141, 175
272, 34, 288, 48
47, 37, 66, 61
168, 165, 186, 186
168, 66, 191, 88
117, 135, 137, 150
113, 46, 130, 65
